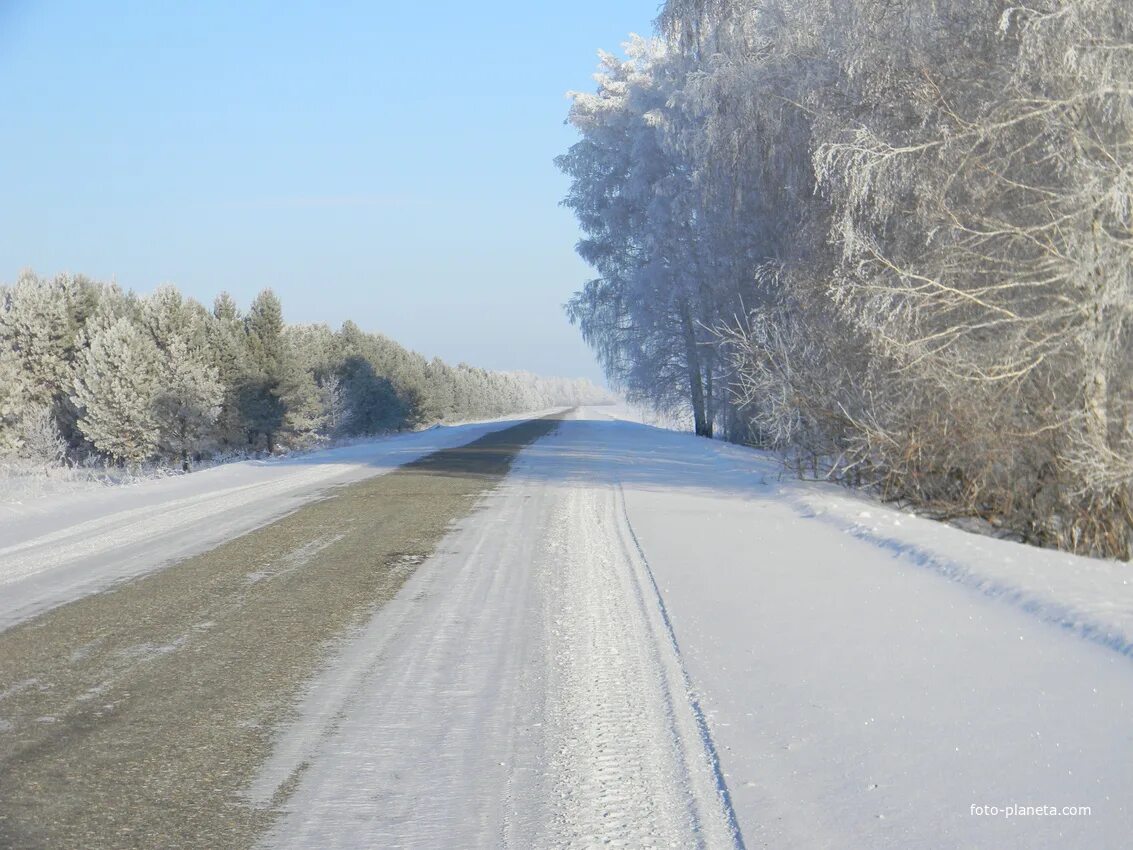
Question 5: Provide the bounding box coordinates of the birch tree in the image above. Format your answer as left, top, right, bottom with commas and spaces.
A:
810, 0, 1133, 553
559, 38, 725, 435
559, 0, 1133, 555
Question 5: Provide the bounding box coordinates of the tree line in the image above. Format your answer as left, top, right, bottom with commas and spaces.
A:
559, 0, 1133, 558
0, 271, 611, 471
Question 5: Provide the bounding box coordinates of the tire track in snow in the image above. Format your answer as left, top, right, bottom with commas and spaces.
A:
4, 412, 763, 846
0, 417, 561, 850
542, 482, 742, 849
615, 483, 748, 849
255, 478, 556, 849
252, 418, 742, 848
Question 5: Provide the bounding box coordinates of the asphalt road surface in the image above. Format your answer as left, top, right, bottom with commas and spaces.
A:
0, 416, 560, 850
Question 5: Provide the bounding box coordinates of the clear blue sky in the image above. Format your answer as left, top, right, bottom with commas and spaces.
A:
0, 1, 662, 384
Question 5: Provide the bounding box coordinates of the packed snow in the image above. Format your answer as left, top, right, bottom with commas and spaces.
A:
253, 407, 1131, 848
253, 411, 740, 849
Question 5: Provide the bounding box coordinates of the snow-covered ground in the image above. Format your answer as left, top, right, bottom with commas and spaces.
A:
0, 410, 561, 629
4, 406, 1130, 846
592, 416, 1133, 849
254, 407, 1132, 848
252, 410, 740, 849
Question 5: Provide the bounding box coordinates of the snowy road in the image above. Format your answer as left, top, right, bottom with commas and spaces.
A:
2, 408, 1131, 847
257, 408, 1133, 849
254, 416, 740, 849
0, 412, 558, 629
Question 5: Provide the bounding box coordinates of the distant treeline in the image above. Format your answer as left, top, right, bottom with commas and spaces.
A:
0, 271, 612, 470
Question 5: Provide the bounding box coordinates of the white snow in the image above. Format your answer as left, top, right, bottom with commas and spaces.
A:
254, 410, 739, 849
0, 411, 561, 629
256, 407, 1132, 848
5, 405, 1131, 846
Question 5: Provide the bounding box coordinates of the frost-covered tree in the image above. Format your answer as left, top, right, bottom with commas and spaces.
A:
140, 284, 208, 353
318, 375, 352, 436
239, 289, 288, 452
0, 271, 101, 441
206, 292, 250, 450
0, 349, 22, 452
560, 0, 1133, 556
336, 354, 404, 435
16, 404, 68, 470
72, 317, 161, 466
4, 271, 610, 477
802, 0, 1133, 554
151, 336, 223, 471
559, 36, 750, 436
423, 357, 456, 422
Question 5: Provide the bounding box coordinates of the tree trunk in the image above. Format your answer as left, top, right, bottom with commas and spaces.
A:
704, 354, 715, 439
678, 299, 711, 437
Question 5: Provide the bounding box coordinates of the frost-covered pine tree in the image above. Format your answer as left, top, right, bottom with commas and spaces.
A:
151, 336, 223, 471
318, 375, 352, 436
240, 289, 288, 452
72, 317, 161, 466
4, 269, 611, 477
206, 292, 250, 450
282, 323, 340, 444
0, 272, 101, 438
336, 354, 402, 435
423, 358, 457, 422
140, 284, 208, 353
0, 342, 21, 453
278, 358, 325, 446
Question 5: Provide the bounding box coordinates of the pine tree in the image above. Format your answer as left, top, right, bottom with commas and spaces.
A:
244, 289, 286, 376
140, 284, 208, 353
3, 272, 611, 478
280, 323, 339, 444
423, 358, 456, 422
206, 292, 250, 450
278, 356, 324, 446
151, 336, 223, 471
318, 375, 351, 436
72, 318, 160, 466
0, 274, 82, 414
239, 289, 288, 452
337, 355, 402, 435
0, 347, 24, 452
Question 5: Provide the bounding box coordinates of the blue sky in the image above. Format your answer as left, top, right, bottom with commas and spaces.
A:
0, 1, 662, 383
